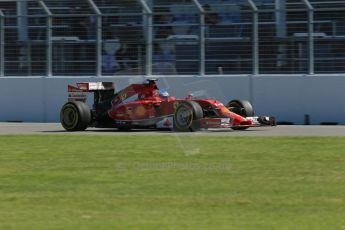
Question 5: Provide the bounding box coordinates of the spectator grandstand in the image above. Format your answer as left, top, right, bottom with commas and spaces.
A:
0, 0, 345, 76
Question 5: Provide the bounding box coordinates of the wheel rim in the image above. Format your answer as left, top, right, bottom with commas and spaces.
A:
176, 105, 193, 127
62, 107, 78, 128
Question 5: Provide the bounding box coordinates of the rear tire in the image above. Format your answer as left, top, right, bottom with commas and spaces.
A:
60, 101, 91, 131
227, 99, 254, 130
173, 101, 203, 132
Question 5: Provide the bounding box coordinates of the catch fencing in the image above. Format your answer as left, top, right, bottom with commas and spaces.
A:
0, 0, 345, 77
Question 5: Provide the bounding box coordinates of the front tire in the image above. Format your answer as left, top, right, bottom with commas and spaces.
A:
60, 101, 91, 131
227, 99, 254, 130
173, 101, 203, 132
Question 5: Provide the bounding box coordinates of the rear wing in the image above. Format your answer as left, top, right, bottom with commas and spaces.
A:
68, 82, 115, 102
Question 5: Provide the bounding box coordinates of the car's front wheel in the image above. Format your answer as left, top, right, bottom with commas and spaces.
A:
227, 99, 254, 130
173, 101, 203, 132
60, 101, 91, 131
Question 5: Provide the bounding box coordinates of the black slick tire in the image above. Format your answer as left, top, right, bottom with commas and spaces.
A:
60, 101, 91, 131
227, 99, 254, 130
173, 101, 203, 132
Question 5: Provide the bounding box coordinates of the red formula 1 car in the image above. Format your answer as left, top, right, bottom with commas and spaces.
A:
60, 79, 275, 131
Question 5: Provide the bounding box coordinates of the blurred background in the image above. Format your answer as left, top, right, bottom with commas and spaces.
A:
0, 0, 344, 77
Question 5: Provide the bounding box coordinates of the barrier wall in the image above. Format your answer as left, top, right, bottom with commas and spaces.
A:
0, 76, 344, 125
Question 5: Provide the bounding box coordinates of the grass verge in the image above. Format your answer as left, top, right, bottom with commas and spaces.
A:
0, 135, 344, 229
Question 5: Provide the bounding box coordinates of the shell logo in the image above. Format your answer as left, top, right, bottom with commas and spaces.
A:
134, 105, 147, 118
221, 107, 231, 114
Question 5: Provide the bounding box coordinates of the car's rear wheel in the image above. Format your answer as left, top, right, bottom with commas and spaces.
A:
227, 99, 254, 130
60, 101, 91, 131
174, 101, 203, 132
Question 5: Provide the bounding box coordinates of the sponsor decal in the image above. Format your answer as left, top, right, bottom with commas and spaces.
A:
116, 120, 129, 125
156, 117, 173, 129
68, 93, 86, 98
125, 107, 133, 117
88, 82, 104, 90
221, 118, 231, 124
221, 107, 231, 114
77, 83, 89, 91
134, 105, 147, 118
163, 118, 172, 127
78, 82, 114, 91
206, 121, 221, 126
119, 93, 127, 101
68, 92, 87, 102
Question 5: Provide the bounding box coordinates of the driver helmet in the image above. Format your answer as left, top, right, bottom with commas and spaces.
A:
159, 89, 170, 98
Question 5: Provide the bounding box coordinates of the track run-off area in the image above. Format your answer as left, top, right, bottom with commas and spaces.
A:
0, 123, 344, 136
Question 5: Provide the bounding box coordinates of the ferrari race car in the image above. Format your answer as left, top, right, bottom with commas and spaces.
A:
60, 79, 276, 131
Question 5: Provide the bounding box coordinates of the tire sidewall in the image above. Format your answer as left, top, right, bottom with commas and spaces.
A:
60, 101, 91, 131
227, 99, 254, 117
60, 103, 79, 130
173, 101, 203, 132
174, 103, 194, 131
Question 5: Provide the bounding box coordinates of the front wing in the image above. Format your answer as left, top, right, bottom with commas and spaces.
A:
201, 116, 276, 129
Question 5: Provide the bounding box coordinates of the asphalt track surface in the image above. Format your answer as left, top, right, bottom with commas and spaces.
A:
0, 123, 344, 136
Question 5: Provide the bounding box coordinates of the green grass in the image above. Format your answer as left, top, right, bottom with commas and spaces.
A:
0, 135, 344, 230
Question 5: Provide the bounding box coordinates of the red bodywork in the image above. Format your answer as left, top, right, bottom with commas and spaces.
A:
105, 81, 267, 129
